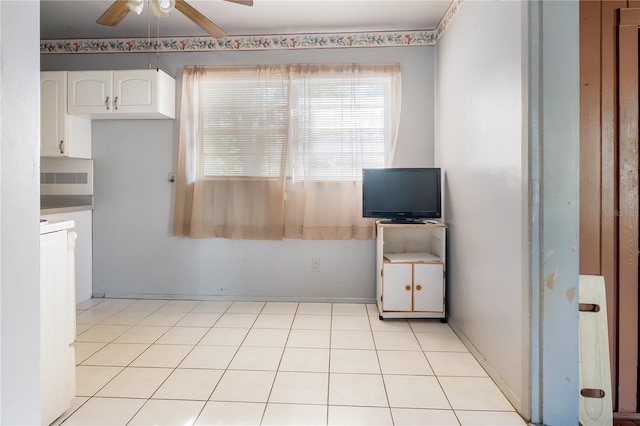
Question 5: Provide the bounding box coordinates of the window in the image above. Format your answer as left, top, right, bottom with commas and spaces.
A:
194, 67, 289, 179
174, 64, 401, 240
289, 72, 394, 181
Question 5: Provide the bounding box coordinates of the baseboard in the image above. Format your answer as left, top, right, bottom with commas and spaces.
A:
448, 319, 524, 416
95, 292, 377, 304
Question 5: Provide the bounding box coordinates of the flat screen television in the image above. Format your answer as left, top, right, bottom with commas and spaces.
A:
362, 167, 441, 222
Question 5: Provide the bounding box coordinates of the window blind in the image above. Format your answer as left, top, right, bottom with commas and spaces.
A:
194, 66, 394, 182
194, 71, 288, 179
289, 74, 391, 182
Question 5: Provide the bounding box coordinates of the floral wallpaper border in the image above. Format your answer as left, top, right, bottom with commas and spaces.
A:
41, 0, 463, 54
435, 0, 464, 40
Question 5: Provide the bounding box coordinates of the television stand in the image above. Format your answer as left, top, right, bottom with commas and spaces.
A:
375, 220, 447, 321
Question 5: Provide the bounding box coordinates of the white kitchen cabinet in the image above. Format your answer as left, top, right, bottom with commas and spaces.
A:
40, 221, 76, 425
376, 221, 447, 320
67, 69, 175, 119
40, 71, 91, 158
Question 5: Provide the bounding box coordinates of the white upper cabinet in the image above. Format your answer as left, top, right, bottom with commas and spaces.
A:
41, 71, 91, 159
67, 69, 176, 119
66, 71, 111, 115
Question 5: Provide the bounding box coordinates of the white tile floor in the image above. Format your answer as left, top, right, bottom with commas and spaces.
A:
54, 299, 528, 425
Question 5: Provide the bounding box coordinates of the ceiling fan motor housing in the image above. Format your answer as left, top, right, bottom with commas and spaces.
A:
97, 0, 253, 38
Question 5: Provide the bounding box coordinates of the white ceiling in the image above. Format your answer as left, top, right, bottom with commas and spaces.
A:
40, 0, 452, 40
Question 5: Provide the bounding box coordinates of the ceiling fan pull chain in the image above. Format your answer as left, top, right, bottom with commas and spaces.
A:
156, 9, 161, 71
147, 0, 152, 69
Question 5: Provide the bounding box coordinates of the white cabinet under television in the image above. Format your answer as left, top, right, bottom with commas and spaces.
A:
376, 221, 447, 320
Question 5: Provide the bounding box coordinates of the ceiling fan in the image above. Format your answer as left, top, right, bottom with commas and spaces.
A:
96, 0, 253, 38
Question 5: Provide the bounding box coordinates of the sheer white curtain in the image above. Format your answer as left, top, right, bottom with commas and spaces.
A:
283, 64, 401, 239
174, 64, 401, 240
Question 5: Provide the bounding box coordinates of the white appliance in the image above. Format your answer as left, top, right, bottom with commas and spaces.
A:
40, 220, 76, 425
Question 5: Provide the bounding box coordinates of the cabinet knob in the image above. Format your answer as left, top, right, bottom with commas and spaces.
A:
58, 140, 64, 154
114, 96, 119, 111
105, 96, 110, 110
405, 285, 411, 291
416, 285, 422, 291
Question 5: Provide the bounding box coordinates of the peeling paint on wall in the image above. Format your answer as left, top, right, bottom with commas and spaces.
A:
546, 271, 558, 290
566, 286, 576, 303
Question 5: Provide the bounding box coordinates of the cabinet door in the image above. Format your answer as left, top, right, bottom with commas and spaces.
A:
41, 72, 92, 158
68, 71, 112, 114
40, 72, 66, 157
113, 70, 156, 113
382, 263, 413, 311
413, 263, 444, 312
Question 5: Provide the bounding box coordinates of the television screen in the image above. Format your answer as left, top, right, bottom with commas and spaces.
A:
362, 168, 441, 221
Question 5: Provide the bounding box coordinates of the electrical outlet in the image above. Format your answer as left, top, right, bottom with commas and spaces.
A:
312, 258, 321, 272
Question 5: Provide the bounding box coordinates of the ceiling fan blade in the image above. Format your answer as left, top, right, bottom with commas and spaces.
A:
225, 0, 253, 6
175, 0, 227, 38
96, 0, 131, 26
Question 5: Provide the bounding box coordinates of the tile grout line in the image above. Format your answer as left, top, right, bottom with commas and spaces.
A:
258, 302, 300, 425
79, 299, 176, 425
325, 303, 334, 426
69, 300, 521, 425
132, 300, 226, 423
190, 301, 237, 426
197, 302, 268, 422
76, 299, 200, 424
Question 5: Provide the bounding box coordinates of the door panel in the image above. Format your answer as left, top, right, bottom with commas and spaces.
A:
114, 70, 155, 112
600, 0, 626, 410
413, 263, 443, 312
68, 71, 112, 113
617, 8, 640, 412
382, 263, 412, 311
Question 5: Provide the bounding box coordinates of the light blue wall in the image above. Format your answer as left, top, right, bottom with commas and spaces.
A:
533, 1, 580, 423
436, 0, 580, 423
41, 47, 436, 300
1, 1, 42, 423
435, 0, 529, 415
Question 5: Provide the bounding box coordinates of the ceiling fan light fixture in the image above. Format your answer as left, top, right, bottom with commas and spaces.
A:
151, 0, 175, 18
126, 0, 144, 15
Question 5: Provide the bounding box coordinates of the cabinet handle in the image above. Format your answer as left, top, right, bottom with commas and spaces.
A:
114, 96, 119, 110
416, 285, 422, 291
105, 96, 110, 110
58, 140, 64, 154
405, 285, 411, 291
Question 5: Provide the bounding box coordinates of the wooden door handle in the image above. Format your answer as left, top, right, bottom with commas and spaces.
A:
416, 285, 422, 291
405, 285, 411, 291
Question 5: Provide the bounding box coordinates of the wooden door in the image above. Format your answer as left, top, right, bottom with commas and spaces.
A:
617, 7, 640, 413
580, 1, 640, 414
